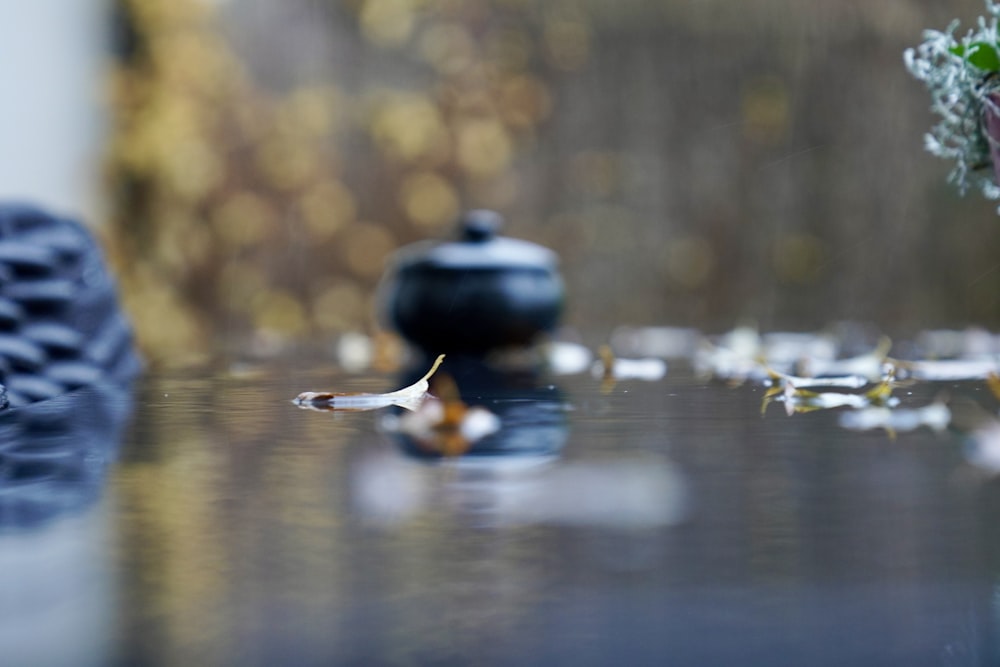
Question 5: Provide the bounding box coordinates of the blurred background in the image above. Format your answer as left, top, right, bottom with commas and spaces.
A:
1, 0, 996, 367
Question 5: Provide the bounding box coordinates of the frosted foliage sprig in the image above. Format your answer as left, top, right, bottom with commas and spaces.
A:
905, 0, 1000, 200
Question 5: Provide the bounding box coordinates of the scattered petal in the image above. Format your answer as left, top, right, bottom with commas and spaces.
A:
592, 344, 667, 389
891, 358, 1000, 381
294, 354, 445, 412
838, 402, 951, 435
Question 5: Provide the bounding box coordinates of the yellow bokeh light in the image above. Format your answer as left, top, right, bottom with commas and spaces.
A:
251, 289, 309, 336
360, 0, 416, 48
312, 282, 367, 331
455, 117, 512, 177
341, 222, 397, 279
741, 76, 790, 145
211, 192, 276, 247
370, 94, 450, 164
772, 233, 826, 285
218, 260, 267, 314
255, 138, 320, 191
544, 14, 590, 71
399, 170, 460, 229
418, 23, 475, 75
278, 87, 339, 140
499, 75, 552, 128
664, 235, 716, 289
299, 181, 357, 241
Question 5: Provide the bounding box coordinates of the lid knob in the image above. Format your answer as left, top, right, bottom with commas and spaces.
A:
459, 209, 502, 243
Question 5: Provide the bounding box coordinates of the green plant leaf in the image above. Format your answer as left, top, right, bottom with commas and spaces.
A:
950, 41, 1000, 71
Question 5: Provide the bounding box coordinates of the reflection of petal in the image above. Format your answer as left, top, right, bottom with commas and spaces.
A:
388, 399, 501, 455
511, 457, 688, 528
838, 403, 951, 433
352, 451, 427, 525
966, 422, 1000, 473
893, 358, 1000, 381
591, 357, 668, 382
543, 341, 593, 375
351, 451, 688, 529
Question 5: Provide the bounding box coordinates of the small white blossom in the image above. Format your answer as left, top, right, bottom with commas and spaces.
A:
906, 1, 1000, 200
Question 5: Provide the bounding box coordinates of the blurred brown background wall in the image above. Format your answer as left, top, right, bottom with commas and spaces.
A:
104, 0, 998, 365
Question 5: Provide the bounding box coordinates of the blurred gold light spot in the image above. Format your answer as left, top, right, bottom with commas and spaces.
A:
212, 192, 276, 247
251, 289, 308, 336
180, 222, 212, 268
544, 15, 590, 71
360, 0, 415, 48
165, 138, 222, 201
299, 181, 357, 241
341, 222, 397, 279
485, 28, 531, 71
371, 95, 449, 163
499, 75, 552, 128
664, 236, 716, 289
218, 260, 267, 313
399, 171, 459, 229
281, 87, 338, 139
313, 282, 367, 331
418, 23, 475, 75
255, 139, 318, 191
456, 118, 512, 177
125, 269, 207, 368
772, 233, 826, 285
741, 76, 790, 145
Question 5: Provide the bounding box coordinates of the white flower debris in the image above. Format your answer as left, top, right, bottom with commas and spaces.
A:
890, 357, 1000, 381
693, 326, 769, 384
696, 327, 891, 386
591, 345, 667, 382
796, 336, 892, 382
762, 372, 900, 418
294, 354, 445, 412
904, 1, 1000, 202
764, 369, 870, 391
966, 420, 1000, 472
542, 340, 594, 375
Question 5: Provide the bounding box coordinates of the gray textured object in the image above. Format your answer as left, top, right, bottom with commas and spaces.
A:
0, 205, 140, 407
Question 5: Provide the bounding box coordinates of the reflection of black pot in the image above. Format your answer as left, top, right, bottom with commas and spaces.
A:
379, 210, 564, 356
390, 356, 569, 462
0, 383, 133, 529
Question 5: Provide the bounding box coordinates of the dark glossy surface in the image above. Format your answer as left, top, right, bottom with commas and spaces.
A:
0, 366, 998, 666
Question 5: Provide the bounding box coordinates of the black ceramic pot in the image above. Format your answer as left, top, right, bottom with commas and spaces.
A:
380, 210, 564, 355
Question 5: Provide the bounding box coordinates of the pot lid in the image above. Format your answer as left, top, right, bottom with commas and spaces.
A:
391, 210, 558, 271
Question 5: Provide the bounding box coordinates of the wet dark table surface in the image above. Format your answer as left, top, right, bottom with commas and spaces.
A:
0, 362, 998, 666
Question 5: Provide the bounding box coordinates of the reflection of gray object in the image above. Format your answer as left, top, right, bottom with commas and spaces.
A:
0, 384, 132, 529
380, 210, 564, 355
0, 205, 139, 528
0, 205, 140, 406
